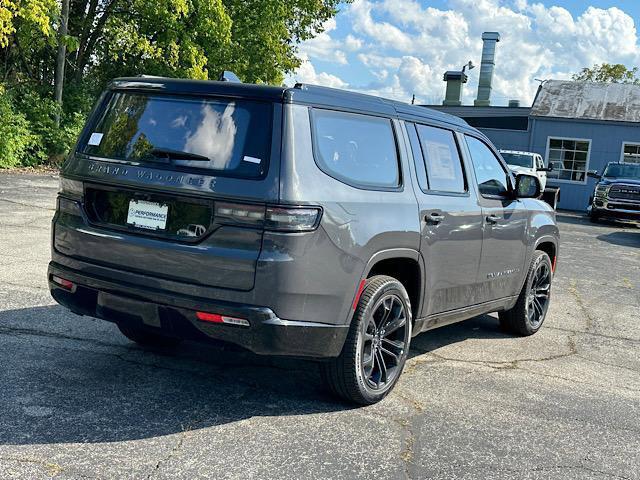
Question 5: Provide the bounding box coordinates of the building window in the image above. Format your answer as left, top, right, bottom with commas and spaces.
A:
621, 143, 640, 163
546, 138, 590, 183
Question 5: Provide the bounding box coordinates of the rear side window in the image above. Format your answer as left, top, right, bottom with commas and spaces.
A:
81, 92, 272, 178
311, 109, 399, 188
415, 124, 466, 193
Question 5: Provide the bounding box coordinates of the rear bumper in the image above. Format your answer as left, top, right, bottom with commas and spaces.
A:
48, 262, 348, 358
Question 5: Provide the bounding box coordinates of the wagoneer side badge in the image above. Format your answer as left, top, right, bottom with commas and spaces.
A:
487, 268, 520, 279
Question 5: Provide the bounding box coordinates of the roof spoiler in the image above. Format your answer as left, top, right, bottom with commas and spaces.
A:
218, 71, 242, 83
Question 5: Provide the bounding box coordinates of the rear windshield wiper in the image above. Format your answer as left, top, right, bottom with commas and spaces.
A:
148, 148, 211, 162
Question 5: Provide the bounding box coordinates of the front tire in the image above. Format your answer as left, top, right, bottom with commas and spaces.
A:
117, 324, 182, 348
321, 275, 412, 405
499, 251, 553, 336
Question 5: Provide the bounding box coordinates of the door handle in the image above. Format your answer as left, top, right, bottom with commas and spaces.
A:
486, 214, 499, 225
425, 213, 445, 225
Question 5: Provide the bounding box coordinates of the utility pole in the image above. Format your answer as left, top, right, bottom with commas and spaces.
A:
54, 0, 70, 127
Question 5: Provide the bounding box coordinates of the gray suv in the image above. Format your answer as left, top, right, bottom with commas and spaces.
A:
49, 77, 559, 404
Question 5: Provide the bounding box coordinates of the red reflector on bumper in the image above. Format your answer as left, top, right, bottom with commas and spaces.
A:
196, 311, 250, 327
52, 275, 75, 291
196, 312, 224, 323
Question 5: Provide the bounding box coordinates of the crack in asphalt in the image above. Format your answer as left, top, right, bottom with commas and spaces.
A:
0, 455, 64, 477
545, 325, 640, 344
569, 279, 597, 332
0, 197, 55, 211
0, 281, 48, 291
424, 334, 578, 370
498, 463, 632, 479
146, 424, 193, 479
574, 354, 640, 375
0, 325, 130, 350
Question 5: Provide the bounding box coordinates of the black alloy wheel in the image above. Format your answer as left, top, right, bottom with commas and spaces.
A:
321, 275, 413, 405
525, 259, 551, 330
361, 294, 409, 392
499, 250, 553, 336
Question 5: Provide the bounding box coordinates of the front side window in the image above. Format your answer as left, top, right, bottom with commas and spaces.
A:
415, 124, 466, 193
622, 143, 640, 164
465, 136, 509, 197
81, 92, 273, 178
312, 109, 399, 188
546, 138, 590, 182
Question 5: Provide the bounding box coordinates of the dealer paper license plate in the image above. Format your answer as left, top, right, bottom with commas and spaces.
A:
126, 199, 169, 230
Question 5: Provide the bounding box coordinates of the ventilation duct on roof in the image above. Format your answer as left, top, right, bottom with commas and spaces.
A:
442, 71, 468, 106
475, 32, 500, 107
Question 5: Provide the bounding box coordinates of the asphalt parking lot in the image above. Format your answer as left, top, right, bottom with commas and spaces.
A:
0, 172, 639, 480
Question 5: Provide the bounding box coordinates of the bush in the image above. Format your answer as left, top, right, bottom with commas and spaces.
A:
0, 88, 36, 168
0, 84, 88, 168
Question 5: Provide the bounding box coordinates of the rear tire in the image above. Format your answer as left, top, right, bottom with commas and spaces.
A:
499, 251, 553, 336
117, 324, 182, 348
321, 275, 412, 405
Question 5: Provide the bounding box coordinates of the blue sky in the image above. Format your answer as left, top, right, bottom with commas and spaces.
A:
289, 0, 640, 106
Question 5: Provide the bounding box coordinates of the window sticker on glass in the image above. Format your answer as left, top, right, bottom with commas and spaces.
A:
243, 155, 261, 164
425, 143, 455, 180
88, 132, 104, 146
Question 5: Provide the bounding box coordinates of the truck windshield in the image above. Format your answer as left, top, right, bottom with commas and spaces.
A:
603, 163, 640, 179
80, 92, 272, 178
500, 152, 533, 168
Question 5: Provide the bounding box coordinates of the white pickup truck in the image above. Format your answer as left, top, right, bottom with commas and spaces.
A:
499, 150, 560, 209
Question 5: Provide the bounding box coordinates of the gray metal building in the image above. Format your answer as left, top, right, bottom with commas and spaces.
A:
430, 80, 640, 211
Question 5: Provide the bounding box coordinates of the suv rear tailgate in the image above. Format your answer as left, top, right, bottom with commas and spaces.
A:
54, 187, 262, 291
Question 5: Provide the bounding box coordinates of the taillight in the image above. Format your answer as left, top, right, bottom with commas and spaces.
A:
265, 206, 321, 232
215, 202, 265, 227
215, 202, 321, 232
196, 311, 250, 327
52, 275, 76, 291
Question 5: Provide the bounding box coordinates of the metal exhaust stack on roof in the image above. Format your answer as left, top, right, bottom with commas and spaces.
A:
474, 32, 500, 106
442, 71, 468, 106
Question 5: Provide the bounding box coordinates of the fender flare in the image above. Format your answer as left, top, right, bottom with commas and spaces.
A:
348, 248, 426, 322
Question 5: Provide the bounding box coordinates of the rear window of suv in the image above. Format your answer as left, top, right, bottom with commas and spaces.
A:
80, 92, 272, 178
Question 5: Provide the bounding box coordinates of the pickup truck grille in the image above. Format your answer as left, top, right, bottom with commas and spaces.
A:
608, 185, 640, 201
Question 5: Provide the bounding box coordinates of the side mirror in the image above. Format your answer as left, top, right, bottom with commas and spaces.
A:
587, 170, 601, 179
543, 163, 554, 172
515, 174, 541, 199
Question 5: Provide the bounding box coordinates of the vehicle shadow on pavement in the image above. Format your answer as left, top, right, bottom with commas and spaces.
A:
0, 305, 356, 446
556, 211, 639, 230
597, 231, 640, 247
409, 313, 506, 357
0, 305, 507, 446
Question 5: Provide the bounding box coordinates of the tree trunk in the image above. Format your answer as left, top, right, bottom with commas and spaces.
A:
54, 0, 71, 126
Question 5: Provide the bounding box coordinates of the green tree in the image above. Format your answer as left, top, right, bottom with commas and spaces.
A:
0, 0, 349, 167
572, 63, 640, 84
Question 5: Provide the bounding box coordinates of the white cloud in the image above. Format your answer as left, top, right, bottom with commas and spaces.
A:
294, 0, 640, 106
299, 18, 348, 65
344, 34, 364, 52
286, 54, 349, 89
